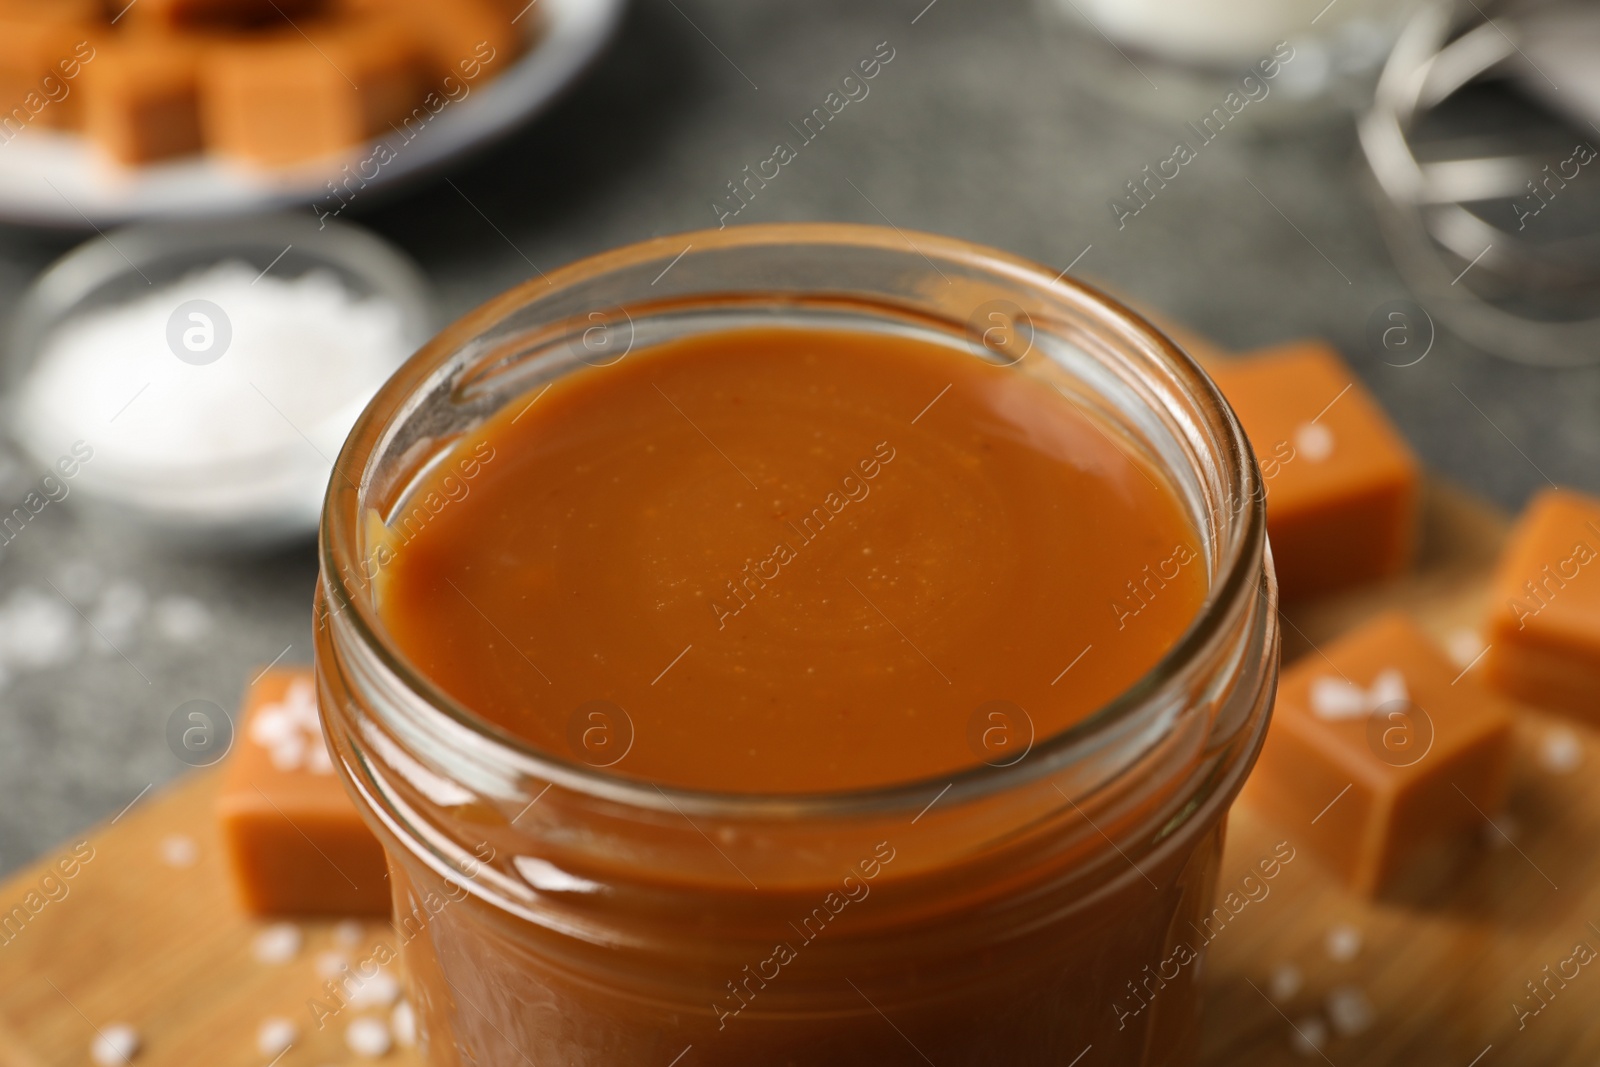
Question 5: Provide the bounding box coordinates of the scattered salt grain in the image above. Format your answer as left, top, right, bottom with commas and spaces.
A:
316, 950, 349, 979
266, 734, 307, 773
89, 580, 147, 648
257, 1017, 298, 1057
1368, 669, 1407, 708
159, 834, 198, 868
1326, 985, 1375, 1036
1291, 1016, 1329, 1057
152, 596, 210, 644
1539, 728, 1583, 774
1292, 421, 1335, 462
1325, 923, 1362, 962
251, 677, 330, 774
334, 919, 364, 947
252, 922, 302, 964
306, 739, 335, 775
1269, 962, 1303, 1001
1444, 629, 1485, 670
346, 1016, 393, 1058
349, 970, 401, 1009
1310, 669, 1407, 720
392, 1000, 416, 1046
0, 587, 79, 669
90, 1023, 140, 1066
249, 711, 299, 747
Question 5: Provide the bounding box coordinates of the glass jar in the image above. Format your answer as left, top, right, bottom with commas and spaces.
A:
315, 223, 1278, 1067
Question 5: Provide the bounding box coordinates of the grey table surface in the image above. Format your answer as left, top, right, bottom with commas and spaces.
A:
0, 0, 1595, 879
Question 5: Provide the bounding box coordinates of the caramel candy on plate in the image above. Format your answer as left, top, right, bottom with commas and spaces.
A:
1243, 612, 1512, 895
342, 0, 524, 84
127, 0, 324, 29
217, 667, 389, 916
1483, 487, 1600, 720
1209, 340, 1421, 601
200, 13, 423, 166
81, 35, 205, 164
0, 11, 98, 131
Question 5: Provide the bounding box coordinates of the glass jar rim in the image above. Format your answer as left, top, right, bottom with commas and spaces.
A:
319, 221, 1266, 818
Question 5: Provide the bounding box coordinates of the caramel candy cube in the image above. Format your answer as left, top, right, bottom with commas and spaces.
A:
0, 0, 103, 20
81, 36, 204, 164
127, 0, 323, 29
0, 14, 97, 133
1209, 341, 1421, 600
1243, 612, 1512, 894
217, 667, 389, 916
342, 0, 524, 84
1483, 488, 1600, 720
201, 15, 423, 166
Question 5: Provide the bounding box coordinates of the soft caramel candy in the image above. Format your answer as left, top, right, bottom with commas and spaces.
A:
0, 0, 103, 20
200, 14, 422, 166
127, 0, 323, 29
1483, 488, 1600, 720
0, 13, 98, 132
81, 36, 204, 164
342, 0, 523, 84
1209, 341, 1421, 600
1243, 612, 1512, 894
217, 668, 389, 916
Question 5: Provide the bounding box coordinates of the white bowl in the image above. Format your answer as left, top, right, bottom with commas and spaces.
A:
3, 214, 436, 551
0, 0, 625, 228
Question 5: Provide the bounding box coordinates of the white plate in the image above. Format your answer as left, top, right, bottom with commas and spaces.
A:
0, 0, 624, 228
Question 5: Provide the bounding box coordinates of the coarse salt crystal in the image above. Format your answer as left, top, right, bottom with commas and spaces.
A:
1310, 670, 1407, 720
347, 1016, 393, 1058
316, 951, 349, 979
284, 678, 320, 727
152, 596, 210, 644
253, 677, 330, 774
252, 922, 302, 964
306, 740, 335, 775
257, 1017, 297, 1057
90, 581, 147, 646
90, 1023, 140, 1066
334, 919, 364, 947
349, 970, 401, 1009
1444, 629, 1485, 670
1368, 668, 1407, 708
1325, 923, 1362, 961
1309, 677, 1364, 719
1539, 729, 1582, 774
0, 588, 80, 669
1270, 962, 1303, 1001
1292, 421, 1335, 462
268, 735, 307, 773
392, 1000, 416, 1046
159, 834, 198, 868
1291, 1016, 1329, 1057
1326, 985, 1375, 1036
249, 710, 297, 747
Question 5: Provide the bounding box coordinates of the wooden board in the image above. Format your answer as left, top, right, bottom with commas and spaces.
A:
1200, 481, 1600, 1067
0, 767, 418, 1067
0, 481, 1594, 1067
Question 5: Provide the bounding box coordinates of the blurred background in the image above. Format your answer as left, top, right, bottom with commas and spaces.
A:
0, 0, 1596, 893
